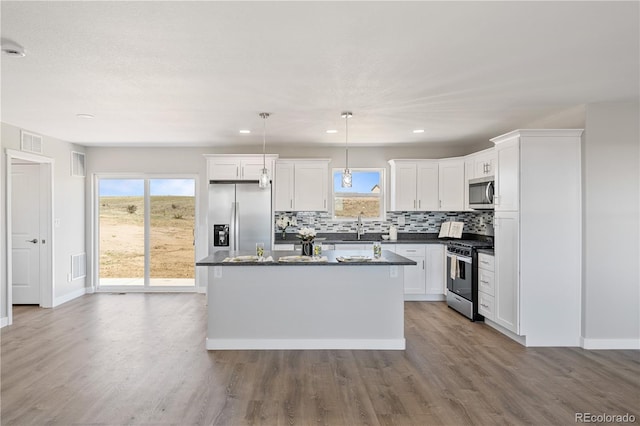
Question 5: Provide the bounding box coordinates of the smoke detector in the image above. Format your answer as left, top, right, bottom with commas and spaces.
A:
2, 41, 26, 57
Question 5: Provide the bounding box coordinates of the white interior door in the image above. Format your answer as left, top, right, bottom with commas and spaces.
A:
12, 163, 42, 304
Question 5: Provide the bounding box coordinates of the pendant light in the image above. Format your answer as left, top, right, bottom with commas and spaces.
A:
341, 111, 353, 188
258, 112, 270, 189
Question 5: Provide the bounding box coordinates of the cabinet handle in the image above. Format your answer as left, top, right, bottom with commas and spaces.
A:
323, 199, 326, 208
481, 260, 490, 265
414, 200, 416, 209
290, 199, 293, 209
418, 200, 421, 209
439, 200, 442, 208
236, 166, 239, 178
481, 303, 489, 309
480, 280, 489, 284
422, 260, 425, 270
406, 250, 417, 252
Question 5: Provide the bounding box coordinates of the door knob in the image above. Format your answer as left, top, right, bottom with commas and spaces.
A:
27, 239, 38, 244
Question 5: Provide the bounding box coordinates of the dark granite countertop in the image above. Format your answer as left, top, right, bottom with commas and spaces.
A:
197, 250, 416, 266
273, 232, 492, 246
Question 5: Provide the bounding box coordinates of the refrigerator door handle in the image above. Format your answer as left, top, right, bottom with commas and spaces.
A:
229, 202, 237, 251
235, 201, 240, 250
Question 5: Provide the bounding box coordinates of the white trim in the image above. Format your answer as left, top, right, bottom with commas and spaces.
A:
96, 286, 197, 293
5, 149, 55, 324
484, 318, 527, 346
53, 287, 87, 307
206, 338, 406, 350
93, 173, 199, 293
581, 337, 640, 350
0, 317, 9, 328
404, 294, 445, 302
491, 129, 584, 144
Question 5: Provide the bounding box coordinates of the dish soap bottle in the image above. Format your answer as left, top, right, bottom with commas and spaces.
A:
389, 225, 397, 241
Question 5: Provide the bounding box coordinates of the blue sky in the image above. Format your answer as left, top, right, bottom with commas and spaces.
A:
100, 179, 195, 197
333, 171, 381, 193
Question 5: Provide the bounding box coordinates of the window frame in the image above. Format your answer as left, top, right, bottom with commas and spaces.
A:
331, 167, 386, 221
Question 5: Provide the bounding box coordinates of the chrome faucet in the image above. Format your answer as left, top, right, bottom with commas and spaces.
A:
357, 212, 364, 240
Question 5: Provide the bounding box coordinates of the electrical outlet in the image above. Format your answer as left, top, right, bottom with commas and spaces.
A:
54, 218, 61, 228
398, 216, 405, 226
390, 265, 398, 278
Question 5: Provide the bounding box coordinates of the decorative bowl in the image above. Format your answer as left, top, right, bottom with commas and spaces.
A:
381, 235, 390, 240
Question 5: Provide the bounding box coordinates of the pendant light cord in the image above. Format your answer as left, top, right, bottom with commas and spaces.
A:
260, 112, 269, 169
345, 114, 349, 170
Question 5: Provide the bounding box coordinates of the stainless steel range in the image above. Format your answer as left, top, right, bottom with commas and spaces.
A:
446, 239, 493, 321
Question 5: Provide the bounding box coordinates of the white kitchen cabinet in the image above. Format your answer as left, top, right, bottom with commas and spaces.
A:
417, 162, 439, 211
494, 139, 519, 212
274, 162, 294, 210
489, 129, 582, 346
274, 159, 330, 211
389, 159, 464, 212
394, 245, 426, 294
473, 149, 496, 178
493, 212, 518, 332
388, 160, 438, 211
425, 244, 446, 295
389, 244, 445, 301
205, 154, 278, 181
438, 158, 465, 211
477, 252, 495, 321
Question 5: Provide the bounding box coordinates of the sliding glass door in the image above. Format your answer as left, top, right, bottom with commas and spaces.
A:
98, 177, 196, 290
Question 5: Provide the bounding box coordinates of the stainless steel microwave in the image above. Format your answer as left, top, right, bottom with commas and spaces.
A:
469, 176, 494, 209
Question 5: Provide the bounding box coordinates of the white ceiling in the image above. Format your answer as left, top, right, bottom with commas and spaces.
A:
1, 1, 638, 148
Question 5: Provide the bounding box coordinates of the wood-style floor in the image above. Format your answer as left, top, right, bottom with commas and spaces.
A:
1, 294, 638, 425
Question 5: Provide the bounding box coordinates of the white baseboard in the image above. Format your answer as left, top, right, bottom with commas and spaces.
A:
85, 286, 95, 294
53, 287, 87, 307
404, 294, 445, 302
484, 319, 527, 346
196, 286, 206, 294
206, 338, 406, 350
581, 337, 640, 350
0, 317, 9, 328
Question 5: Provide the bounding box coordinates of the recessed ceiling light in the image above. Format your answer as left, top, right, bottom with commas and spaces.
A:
326, 130, 338, 134
76, 113, 95, 119
239, 130, 251, 134
413, 129, 425, 134
1, 41, 26, 57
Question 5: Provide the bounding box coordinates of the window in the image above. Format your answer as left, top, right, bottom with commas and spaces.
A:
333, 169, 384, 220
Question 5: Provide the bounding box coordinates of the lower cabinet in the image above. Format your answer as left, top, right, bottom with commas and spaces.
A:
393, 244, 445, 301
477, 252, 495, 320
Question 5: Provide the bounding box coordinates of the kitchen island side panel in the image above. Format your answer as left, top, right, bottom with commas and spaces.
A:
206, 265, 405, 350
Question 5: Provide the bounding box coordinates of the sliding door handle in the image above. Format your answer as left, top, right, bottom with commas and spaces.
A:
26, 239, 38, 244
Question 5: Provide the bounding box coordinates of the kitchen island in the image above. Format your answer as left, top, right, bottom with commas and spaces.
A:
196, 250, 415, 350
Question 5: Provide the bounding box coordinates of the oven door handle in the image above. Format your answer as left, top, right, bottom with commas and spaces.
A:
446, 253, 472, 263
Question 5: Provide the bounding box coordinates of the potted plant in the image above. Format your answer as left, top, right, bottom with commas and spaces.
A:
297, 227, 317, 256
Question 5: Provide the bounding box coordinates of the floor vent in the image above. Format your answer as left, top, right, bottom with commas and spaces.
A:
20, 130, 43, 154
71, 253, 87, 280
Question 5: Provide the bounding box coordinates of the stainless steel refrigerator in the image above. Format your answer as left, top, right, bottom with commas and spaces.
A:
208, 182, 272, 254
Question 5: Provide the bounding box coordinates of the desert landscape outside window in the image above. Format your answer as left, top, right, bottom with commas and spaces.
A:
98, 177, 196, 288
333, 169, 384, 220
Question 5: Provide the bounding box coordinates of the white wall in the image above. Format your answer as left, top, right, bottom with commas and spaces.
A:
1, 123, 86, 321
583, 99, 640, 348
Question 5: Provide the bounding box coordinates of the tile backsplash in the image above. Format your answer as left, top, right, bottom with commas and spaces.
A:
275, 210, 494, 236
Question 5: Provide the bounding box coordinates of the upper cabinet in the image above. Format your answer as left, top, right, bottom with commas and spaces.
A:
205, 154, 278, 181
493, 139, 519, 212
472, 148, 496, 179
388, 159, 464, 212
438, 158, 465, 211
274, 159, 330, 211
